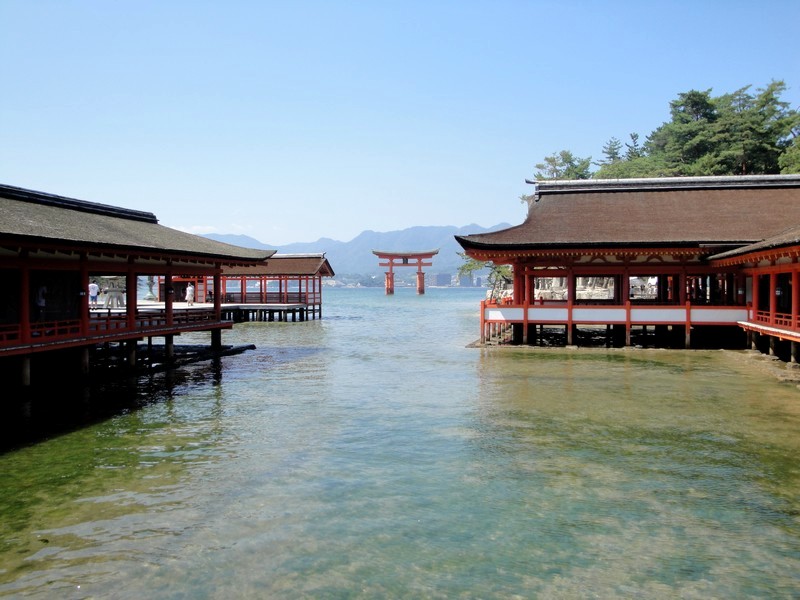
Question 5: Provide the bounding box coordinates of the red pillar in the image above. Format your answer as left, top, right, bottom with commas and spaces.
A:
214, 269, 222, 320
126, 263, 137, 329
752, 274, 759, 321
20, 257, 31, 343
385, 269, 395, 295
770, 272, 777, 325
165, 271, 174, 326
385, 259, 395, 295
792, 269, 799, 330
80, 253, 90, 335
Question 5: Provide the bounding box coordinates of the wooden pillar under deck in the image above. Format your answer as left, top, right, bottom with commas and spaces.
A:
165, 334, 175, 361
211, 329, 222, 350
126, 339, 137, 368
21, 356, 31, 387
81, 347, 90, 375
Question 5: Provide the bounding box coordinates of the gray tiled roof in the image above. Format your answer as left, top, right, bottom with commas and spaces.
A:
1, 183, 273, 262
711, 224, 800, 260
223, 254, 335, 276
457, 175, 800, 251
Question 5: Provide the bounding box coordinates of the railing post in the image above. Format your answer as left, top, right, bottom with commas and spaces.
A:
481, 300, 486, 344
769, 272, 777, 326
685, 300, 692, 349
625, 300, 632, 346
567, 300, 573, 345
793, 270, 799, 331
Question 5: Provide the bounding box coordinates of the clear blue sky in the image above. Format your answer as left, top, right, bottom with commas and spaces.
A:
2, 1, 798, 246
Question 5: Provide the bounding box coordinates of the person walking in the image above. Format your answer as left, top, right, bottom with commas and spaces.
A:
186, 282, 195, 306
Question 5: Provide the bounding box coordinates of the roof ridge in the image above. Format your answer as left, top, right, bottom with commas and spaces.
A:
524, 174, 800, 198
0, 183, 158, 224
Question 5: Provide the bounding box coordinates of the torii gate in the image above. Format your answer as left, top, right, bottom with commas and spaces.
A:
372, 249, 439, 295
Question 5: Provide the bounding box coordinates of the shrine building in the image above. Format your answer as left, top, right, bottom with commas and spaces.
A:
455, 175, 800, 359
0, 183, 273, 386
176, 253, 335, 322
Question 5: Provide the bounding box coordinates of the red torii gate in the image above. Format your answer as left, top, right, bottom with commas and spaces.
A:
373, 249, 439, 295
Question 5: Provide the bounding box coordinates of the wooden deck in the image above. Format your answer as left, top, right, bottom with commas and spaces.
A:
480, 299, 751, 347
0, 300, 317, 357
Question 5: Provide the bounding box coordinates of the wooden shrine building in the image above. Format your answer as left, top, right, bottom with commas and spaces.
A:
373, 249, 439, 294
456, 175, 800, 355
0, 183, 273, 386
216, 253, 335, 321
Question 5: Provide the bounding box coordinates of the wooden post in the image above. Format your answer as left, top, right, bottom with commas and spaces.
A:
385, 269, 395, 295
769, 272, 777, 325
81, 347, 90, 375
793, 270, 799, 330
20, 257, 31, 343
685, 301, 692, 349
214, 268, 222, 321
625, 300, 632, 346
21, 356, 31, 387
416, 270, 425, 295
126, 264, 137, 330
80, 253, 90, 335
165, 271, 174, 326
165, 334, 175, 361
126, 339, 137, 368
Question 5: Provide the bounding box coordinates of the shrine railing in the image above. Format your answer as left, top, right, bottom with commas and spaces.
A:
0, 308, 226, 352
482, 300, 750, 330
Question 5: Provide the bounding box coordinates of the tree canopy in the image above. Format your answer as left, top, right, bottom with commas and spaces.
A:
535, 80, 800, 181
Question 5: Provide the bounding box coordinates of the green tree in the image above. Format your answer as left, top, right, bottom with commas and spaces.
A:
534, 150, 592, 180
597, 137, 623, 166
624, 133, 645, 160
457, 253, 511, 298
592, 80, 798, 178
645, 89, 718, 174
780, 138, 800, 173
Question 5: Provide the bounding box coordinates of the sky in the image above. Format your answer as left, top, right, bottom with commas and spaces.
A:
2, 1, 799, 246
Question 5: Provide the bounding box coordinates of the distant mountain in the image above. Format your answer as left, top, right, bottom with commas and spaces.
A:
204, 223, 511, 276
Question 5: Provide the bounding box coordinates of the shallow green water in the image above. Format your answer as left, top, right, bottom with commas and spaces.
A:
1, 288, 799, 598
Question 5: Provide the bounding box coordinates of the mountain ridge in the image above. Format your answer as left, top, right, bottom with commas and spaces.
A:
204, 223, 511, 276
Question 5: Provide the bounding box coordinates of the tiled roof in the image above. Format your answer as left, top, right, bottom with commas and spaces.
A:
0, 183, 273, 262
222, 254, 335, 276
711, 224, 800, 260
456, 175, 800, 251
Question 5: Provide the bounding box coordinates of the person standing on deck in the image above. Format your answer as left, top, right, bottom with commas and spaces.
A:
88, 280, 99, 308
35, 285, 47, 320
186, 282, 195, 306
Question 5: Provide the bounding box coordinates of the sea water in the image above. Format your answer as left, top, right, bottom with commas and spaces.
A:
1, 287, 799, 598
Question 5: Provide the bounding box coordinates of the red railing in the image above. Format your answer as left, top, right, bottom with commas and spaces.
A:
1, 308, 225, 351
0, 323, 21, 343
222, 292, 311, 304
755, 310, 794, 329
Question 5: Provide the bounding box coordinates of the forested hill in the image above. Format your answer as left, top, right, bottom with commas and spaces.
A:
532, 80, 800, 181
204, 223, 511, 277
